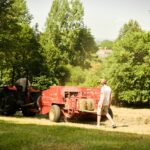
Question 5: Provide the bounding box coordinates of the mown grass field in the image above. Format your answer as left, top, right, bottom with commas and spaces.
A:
0, 120, 150, 150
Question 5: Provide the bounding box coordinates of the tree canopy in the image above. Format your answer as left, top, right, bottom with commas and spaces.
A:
118, 19, 142, 39
39, 0, 97, 85
100, 20, 150, 105
0, 0, 98, 88
0, 0, 44, 84
0, 1, 149, 107
40, 0, 97, 69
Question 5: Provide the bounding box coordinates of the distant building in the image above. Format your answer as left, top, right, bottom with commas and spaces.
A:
96, 49, 112, 58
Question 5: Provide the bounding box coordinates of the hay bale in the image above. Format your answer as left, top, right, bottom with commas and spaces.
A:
79, 99, 87, 110
86, 99, 94, 111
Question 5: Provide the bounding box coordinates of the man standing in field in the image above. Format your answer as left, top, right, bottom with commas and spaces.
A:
97, 79, 116, 128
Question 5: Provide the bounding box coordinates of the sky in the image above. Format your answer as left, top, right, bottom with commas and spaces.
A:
26, 0, 150, 41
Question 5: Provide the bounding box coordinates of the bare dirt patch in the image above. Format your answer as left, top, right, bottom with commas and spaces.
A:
0, 106, 150, 135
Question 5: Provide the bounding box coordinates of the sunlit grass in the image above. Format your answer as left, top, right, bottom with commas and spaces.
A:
0, 120, 149, 150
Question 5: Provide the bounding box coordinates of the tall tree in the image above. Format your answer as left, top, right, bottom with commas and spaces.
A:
0, 0, 20, 83
101, 23, 150, 105
0, 0, 43, 84
0, 0, 18, 52
118, 19, 142, 39
40, 0, 97, 72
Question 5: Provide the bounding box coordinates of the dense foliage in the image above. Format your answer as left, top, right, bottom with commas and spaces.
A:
0, 0, 97, 89
38, 0, 97, 87
0, 0, 44, 85
117, 19, 142, 39
99, 20, 150, 105
0, 0, 149, 106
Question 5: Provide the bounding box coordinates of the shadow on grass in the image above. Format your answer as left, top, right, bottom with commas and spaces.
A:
0, 120, 150, 150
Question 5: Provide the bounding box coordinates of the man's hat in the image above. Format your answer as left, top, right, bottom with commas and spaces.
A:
98, 79, 107, 84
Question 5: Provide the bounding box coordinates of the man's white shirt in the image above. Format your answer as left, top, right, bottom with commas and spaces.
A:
99, 85, 112, 106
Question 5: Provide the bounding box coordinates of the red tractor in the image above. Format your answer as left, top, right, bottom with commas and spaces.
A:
0, 84, 41, 116
38, 86, 113, 122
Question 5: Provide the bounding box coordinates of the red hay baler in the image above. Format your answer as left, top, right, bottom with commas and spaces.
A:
38, 86, 113, 122
0, 84, 113, 122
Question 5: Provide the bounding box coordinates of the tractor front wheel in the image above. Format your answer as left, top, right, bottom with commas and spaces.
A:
49, 105, 61, 122
22, 107, 36, 116
0, 93, 17, 116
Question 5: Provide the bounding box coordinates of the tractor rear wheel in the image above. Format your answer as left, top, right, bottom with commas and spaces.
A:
0, 92, 17, 116
22, 107, 36, 116
49, 105, 61, 122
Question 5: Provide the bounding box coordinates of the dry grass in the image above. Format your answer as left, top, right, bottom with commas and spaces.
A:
0, 106, 150, 135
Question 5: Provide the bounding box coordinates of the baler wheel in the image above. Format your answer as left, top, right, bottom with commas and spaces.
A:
49, 105, 61, 122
